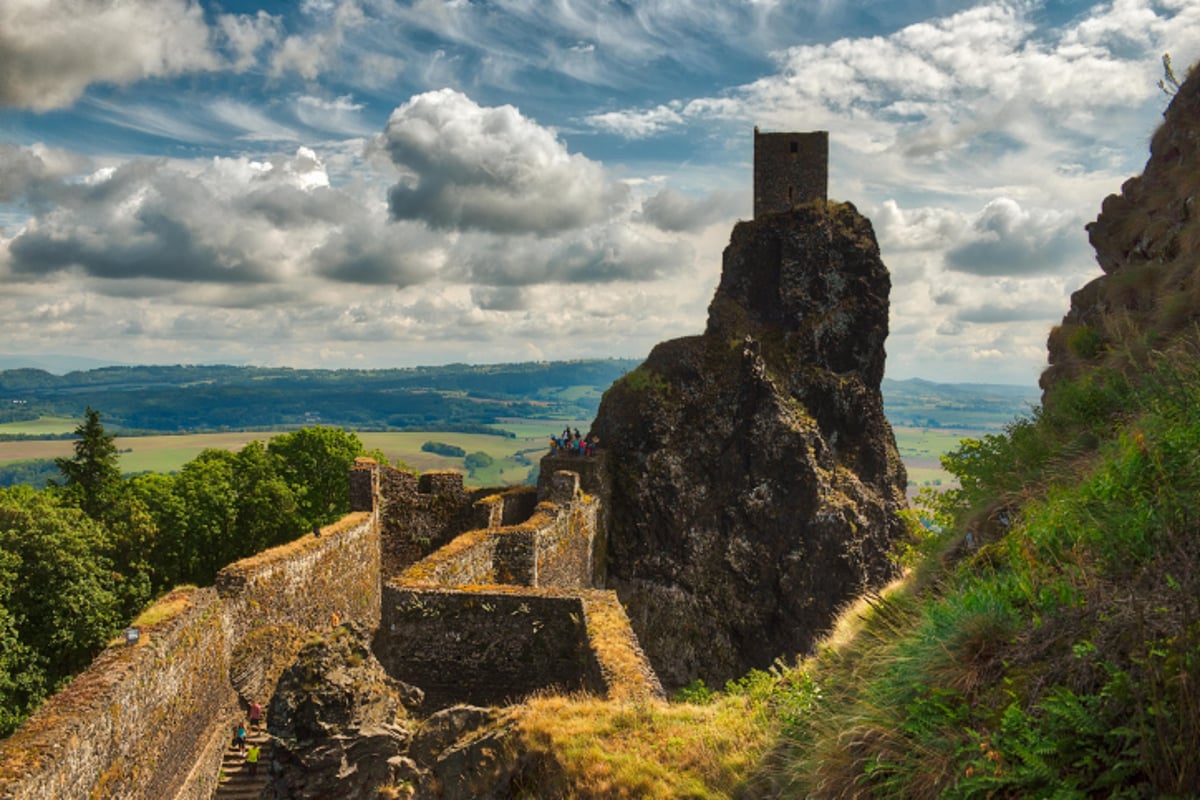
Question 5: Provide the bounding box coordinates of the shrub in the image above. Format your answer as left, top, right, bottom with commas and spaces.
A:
420, 441, 465, 457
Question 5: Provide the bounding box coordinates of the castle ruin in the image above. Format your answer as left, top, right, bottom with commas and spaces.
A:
753, 128, 828, 217
0, 455, 657, 800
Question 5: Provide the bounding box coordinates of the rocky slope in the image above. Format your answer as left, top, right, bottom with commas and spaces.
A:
592, 201, 908, 689
1043, 64, 1200, 396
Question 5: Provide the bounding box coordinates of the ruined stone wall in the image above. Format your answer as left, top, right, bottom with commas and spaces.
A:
753, 129, 828, 218
0, 458, 661, 799
216, 512, 380, 645
0, 588, 235, 800
375, 586, 605, 709
377, 468, 496, 580
538, 454, 610, 586
0, 512, 382, 800
398, 479, 597, 591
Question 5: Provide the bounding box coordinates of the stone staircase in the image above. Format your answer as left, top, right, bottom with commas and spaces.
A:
214, 724, 271, 800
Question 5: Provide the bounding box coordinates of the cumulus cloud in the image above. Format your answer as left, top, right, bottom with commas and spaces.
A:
945, 198, 1083, 276
0, 144, 87, 206
636, 188, 744, 232
380, 89, 631, 234
2, 146, 370, 292
0, 0, 221, 110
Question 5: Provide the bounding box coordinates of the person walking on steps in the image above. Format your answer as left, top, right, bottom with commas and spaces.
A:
245, 742, 261, 776
249, 700, 262, 731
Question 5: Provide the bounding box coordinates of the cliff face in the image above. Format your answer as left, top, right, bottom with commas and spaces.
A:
1043, 67, 1200, 396
592, 202, 908, 689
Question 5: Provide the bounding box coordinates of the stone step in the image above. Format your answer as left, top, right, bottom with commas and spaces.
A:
214, 726, 271, 800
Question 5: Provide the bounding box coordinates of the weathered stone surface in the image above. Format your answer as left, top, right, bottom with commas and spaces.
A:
1042, 65, 1200, 397
592, 201, 908, 689
411, 706, 521, 800
266, 623, 422, 799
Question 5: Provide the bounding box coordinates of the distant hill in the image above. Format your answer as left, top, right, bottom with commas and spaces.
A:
0, 354, 127, 374
881, 377, 1038, 430
0, 360, 644, 432
0, 361, 1037, 434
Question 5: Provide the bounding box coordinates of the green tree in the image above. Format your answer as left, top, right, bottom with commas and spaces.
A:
172, 450, 240, 584
52, 407, 122, 518
0, 487, 123, 731
130, 472, 189, 590
231, 441, 303, 553
464, 451, 494, 474
0, 548, 43, 735
268, 427, 363, 528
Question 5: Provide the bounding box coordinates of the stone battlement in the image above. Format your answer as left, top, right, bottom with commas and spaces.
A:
376, 458, 662, 708
0, 513, 379, 800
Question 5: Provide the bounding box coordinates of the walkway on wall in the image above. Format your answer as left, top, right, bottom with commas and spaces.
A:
214, 725, 271, 800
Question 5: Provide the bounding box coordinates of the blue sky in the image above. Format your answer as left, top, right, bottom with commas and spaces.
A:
1, 0, 1198, 384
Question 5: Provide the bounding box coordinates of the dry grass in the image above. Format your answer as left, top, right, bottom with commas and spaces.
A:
515, 693, 773, 799
131, 585, 198, 628
579, 592, 660, 702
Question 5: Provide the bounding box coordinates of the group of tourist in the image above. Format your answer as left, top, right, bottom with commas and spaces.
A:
549, 427, 599, 457
231, 700, 264, 775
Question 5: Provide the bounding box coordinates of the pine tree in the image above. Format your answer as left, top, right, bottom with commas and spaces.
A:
53, 407, 122, 519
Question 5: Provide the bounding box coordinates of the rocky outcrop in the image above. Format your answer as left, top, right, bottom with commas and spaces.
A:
1042, 63, 1200, 397
263, 624, 524, 800
265, 623, 422, 799
592, 201, 908, 689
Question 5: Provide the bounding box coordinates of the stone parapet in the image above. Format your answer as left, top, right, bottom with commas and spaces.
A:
0, 588, 235, 800
375, 585, 662, 710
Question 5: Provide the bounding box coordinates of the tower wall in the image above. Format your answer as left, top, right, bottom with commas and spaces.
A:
754, 129, 828, 217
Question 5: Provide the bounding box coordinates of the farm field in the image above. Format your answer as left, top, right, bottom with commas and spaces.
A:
891, 426, 979, 495
0, 418, 972, 492
0, 419, 588, 487
0, 417, 77, 435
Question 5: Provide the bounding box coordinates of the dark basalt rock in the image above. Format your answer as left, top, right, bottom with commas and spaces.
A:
592, 202, 908, 689
265, 623, 423, 799
262, 626, 521, 799
1042, 66, 1200, 398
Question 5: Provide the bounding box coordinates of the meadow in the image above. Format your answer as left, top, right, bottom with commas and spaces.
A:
0, 418, 965, 489
0, 418, 590, 486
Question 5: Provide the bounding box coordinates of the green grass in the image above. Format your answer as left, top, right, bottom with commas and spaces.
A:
0, 416, 77, 435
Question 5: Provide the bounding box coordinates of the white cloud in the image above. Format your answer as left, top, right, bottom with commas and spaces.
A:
379, 89, 631, 234
217, 10, 283, 71
269, 0, 366, 80
944, 197, 1084, 276
636, 188, 745, 232
586, 104, 686, 138
0, 0, 220, 110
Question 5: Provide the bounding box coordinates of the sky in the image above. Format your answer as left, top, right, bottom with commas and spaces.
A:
1, 0, 1198, 385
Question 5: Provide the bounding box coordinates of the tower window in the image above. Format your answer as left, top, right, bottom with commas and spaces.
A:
790, 141, 798, 153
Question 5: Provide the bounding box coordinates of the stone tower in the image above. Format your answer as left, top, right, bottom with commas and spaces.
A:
753, 128, 828, 218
